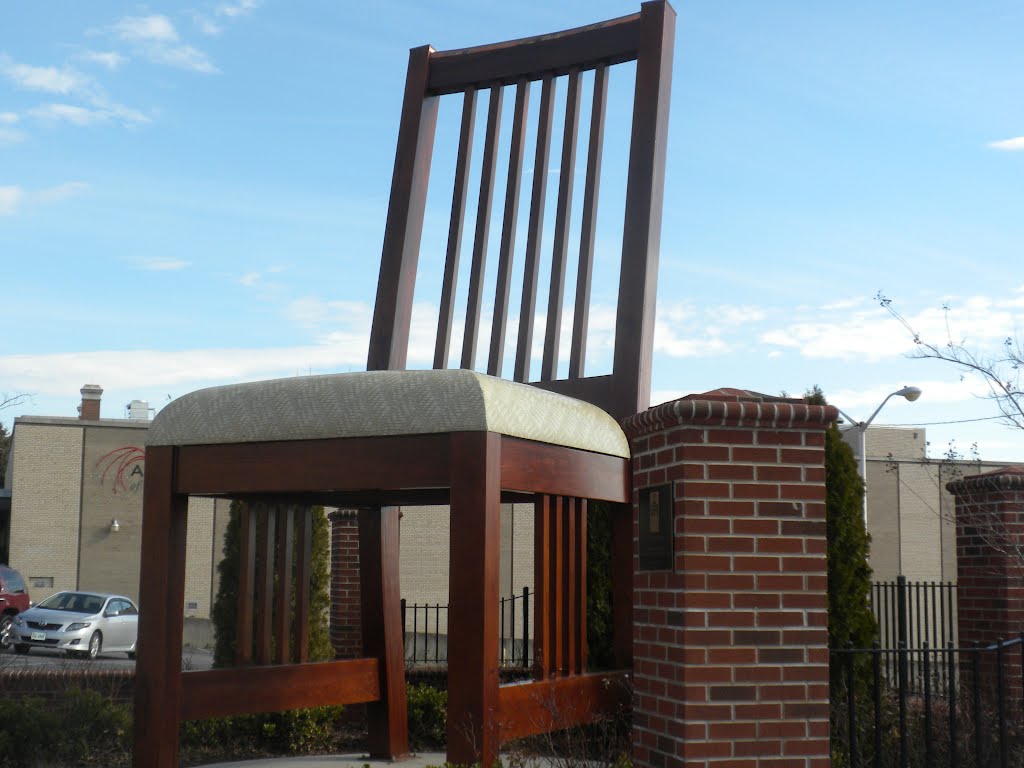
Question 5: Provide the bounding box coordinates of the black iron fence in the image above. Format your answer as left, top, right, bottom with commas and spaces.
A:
400, 587, 532, 668
872, 578, 958, 685
832, 636, 1024, 768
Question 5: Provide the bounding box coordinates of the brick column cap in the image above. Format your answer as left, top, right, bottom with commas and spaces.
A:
622, 387, 837, 438
947, 465, 1024, 495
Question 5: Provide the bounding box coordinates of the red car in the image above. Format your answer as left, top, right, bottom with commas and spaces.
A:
0, 565, 31, 648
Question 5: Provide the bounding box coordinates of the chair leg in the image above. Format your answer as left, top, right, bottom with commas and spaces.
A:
609, 502, 633, 668
447, 432, 501, 766
133, 446, 188, 768
359, 505, 409, 758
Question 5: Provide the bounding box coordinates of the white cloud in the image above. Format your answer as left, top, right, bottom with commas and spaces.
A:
148, 44, 219, 74
30, 103, 106, 126
240, 272, 262, 287
0, 127, 25, 145
79, 50, 127, 70
0, 113, 18, 124
36, 181, 90, 203
137, 258, 191, 271
111, 15, 219, 74
988, 136, 1024, 151
113, 15, 179, 43
0, 56, 87, 94
0, 186, 24, 216
191, 13, 223, 36
218, 0, 261, 18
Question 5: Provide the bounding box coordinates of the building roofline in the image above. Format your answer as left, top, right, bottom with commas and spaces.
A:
12, 415, 150, 429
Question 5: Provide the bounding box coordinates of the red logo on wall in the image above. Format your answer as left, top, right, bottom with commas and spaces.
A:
97, 446, 145, 494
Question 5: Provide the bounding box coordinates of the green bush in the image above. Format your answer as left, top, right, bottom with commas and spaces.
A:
407, 682, 447, 750
179, 705, 345, 761
0, 690, 131, 767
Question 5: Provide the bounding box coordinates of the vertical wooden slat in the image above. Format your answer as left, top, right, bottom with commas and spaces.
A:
487, 79, 530, 377
549, 495, 565, 675
360, 506, 410, 758
236, 502, 255, 666
435, 88, 478, 369
541, 69, 582, 381
368, 45, 439, 372
274, 504, 294, 665
533, 494, 552, 679
514, 76, 555, 383
575, 499, 588, 674
133, 446, 188, 768
610, 502, 634, 668
610, 1, 675, 418
255, 504, 276, 664
294, 505, 312, 663
563, 496, 576, 676
447, 432, 501, 767
569, 65, 609, 379
461, 85, 504, 370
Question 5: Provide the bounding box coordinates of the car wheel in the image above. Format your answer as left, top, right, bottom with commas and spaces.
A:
13, 644, 29, 654
0, 615, 12, 649
87, 631, 102, 661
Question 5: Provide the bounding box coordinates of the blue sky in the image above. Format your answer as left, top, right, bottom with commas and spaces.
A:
2, 1, 1023, 460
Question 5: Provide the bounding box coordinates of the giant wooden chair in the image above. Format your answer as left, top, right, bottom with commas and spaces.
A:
133, 3, 674, 766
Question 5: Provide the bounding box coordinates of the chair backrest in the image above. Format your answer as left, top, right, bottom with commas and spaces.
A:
367, 1, 675, 422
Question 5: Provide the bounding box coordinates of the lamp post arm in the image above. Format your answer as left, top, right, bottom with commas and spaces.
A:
863, 392, 897, 429
835, 408, 863, 428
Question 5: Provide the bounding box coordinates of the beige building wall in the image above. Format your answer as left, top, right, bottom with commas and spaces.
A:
8, 423, 84, 601
78, 422, 149, 600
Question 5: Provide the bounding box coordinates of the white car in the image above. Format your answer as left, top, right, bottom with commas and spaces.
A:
11, 591, 138, 660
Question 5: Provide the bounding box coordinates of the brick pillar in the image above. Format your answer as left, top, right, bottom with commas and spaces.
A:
623, 389, 833, 768
949, 466, 1024, 704
330, 509, 362, 659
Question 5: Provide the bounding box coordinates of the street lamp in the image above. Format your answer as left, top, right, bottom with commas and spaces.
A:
836, 386, 922, 524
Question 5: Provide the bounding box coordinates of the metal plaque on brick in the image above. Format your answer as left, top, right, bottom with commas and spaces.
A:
639, 483, 673, 571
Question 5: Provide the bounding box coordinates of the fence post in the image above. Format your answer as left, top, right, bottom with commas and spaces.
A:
898, 640, 908, 768
973, 643, 983, 768
948, 642, 958, 768
522, 586, 530, 669
923, 643, 932, 768
400, 599, 407, 654
997, 639, 1008, 768
846, 643, 858, 768
873, 644, 882, 768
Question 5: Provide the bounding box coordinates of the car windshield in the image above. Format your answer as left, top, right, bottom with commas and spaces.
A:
37, 593, 105, 614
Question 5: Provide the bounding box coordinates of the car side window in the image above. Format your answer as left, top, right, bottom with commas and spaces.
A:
122, 601, 138, 616
8, 572, 26, 594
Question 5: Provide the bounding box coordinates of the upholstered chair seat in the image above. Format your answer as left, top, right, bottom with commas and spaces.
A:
147, 369, 629, 458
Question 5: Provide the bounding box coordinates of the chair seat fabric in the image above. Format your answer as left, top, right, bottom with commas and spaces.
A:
147, 369, 630, 458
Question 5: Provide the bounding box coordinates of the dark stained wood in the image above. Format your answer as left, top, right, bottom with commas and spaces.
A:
569, 64, 609, 379
461, 85, 504, 370
294, 505, 312, 663
359, 506, 410, 758
487, 79, 530, 377
180, 659, 382, 720
219, 488, 535, 509
541, 69, 581, 382
563, 497, 576, 675
532, 494, 551, 679
549, 495, 564, 675
575, 499, 588, 674
435, 88, 478, 369
427, 13, 641, 94
610, 0, 675, 419
133, 446, 188, 768
236, 502, 255, 666
447, 432, 501, 766
527, 373, 614, 413
368, 45, 439, 372
514, 75, 555, 383
175, 434, 452, 495
495, 670, 631, 742
610, 502, 634, 668
255, 504, 275, 664
499, 436, 629, 503
274, 505, 294, 665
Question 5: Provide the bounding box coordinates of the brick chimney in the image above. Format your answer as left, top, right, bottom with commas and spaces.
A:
79, 384, 103, 420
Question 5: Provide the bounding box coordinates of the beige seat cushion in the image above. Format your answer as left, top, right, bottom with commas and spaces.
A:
147, 369, 629, 458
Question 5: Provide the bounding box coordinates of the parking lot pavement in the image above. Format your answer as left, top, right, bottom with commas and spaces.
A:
0, 645, 214, 670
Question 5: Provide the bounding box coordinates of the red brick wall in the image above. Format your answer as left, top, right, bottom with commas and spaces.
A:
950, 466, 1024, 705
623, 389, 833, 768
329, 510, 362, 659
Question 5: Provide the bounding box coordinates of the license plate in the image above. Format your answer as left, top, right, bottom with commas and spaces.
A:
30, 632, 46, 641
